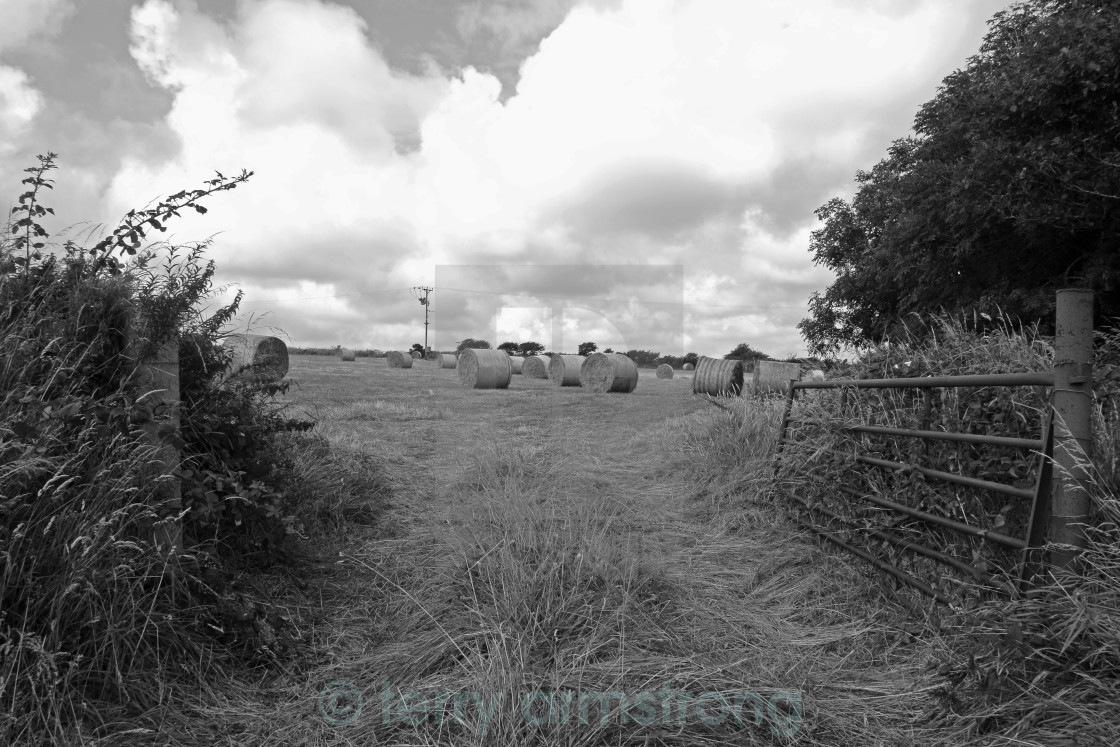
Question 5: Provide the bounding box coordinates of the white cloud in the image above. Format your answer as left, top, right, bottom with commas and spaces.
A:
0, 65, 42, 157
102, 0, 1001, 354
0, 0, 74, 50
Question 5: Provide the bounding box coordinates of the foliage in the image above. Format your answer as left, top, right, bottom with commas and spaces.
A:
455, 337, 491, 352
410, 342, 425, 354
800, 0, 1120, 355
624, 349, 660, 367
724, 342, 770, 362
577, 341, 597, 356
0, 153, 319, 742
497, 341, 519, 354
516, 341, 544, 356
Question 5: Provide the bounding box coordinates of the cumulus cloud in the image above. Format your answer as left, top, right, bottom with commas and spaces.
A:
0, 66, 41, 156
96, 0, 1006, 354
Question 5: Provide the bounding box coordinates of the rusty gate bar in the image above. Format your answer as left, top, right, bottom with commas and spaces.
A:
835, 485, 1029, 549
816, 448, 1037, 500
792, 371, 1055, 389
788, 492, 1002, 585
1021, 416, 1055, 586
786, 420, 1044, 450
793, 517, 953, 604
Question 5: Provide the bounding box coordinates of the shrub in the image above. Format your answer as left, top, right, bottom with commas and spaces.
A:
0, 153, 317, 743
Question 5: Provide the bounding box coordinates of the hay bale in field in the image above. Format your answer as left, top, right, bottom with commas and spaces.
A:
806, 369, 825, 382
548, 354, 585, 386
386, 351, 414, 369
509, 356, 524, 374
523, 355, 549, 379
692, 356, 743, 396
753, 360, 801, 395
581, 353, 639, 393
655, 364, 674, 379
223, 333, 289, 382
437, 353, 458, 369
339, 348, 356, 361
410, 351, 422, 360
683, 362, 695, 371
457, 349, 513, 389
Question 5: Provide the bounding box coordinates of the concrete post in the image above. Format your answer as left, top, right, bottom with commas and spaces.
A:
1050, 289, 1094, 569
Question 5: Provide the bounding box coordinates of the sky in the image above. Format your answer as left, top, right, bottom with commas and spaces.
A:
0, 0, 1015, 358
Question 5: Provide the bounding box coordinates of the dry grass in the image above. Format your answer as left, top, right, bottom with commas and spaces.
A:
99, 354, 973, 746
82, 325, 1120, 746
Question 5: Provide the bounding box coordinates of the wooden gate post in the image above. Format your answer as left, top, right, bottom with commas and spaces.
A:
1050, 289, 1094, 569
138, 337, 182, 553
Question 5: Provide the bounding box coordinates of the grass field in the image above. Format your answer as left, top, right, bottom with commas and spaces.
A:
147, 354, 960, 746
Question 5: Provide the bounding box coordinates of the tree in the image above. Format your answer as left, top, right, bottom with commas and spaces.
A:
516, 341, 545, 356
456, 338, 491, 352
799, 0, 1120, 355
577, 341, 598, 356
683, 351, 699, 366
410, 343, 425, 355
497, 341, 519, 354
725, 343, 769, 362
603, 347, 614, 353
624, 349, 660, 368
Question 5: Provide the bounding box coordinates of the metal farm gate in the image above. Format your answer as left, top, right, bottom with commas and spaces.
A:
771, 290, 1095, 604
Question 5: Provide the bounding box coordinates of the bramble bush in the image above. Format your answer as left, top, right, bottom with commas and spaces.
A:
0, 154, 321, 742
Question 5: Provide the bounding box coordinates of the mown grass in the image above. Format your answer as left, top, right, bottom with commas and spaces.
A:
118, 355, 959, 746
81, 330, 1119, 746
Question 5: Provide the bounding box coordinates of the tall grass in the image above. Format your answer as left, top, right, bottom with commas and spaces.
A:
1, 155, 380, 743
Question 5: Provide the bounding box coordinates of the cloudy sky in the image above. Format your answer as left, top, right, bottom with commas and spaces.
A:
1, 0, 1013, 357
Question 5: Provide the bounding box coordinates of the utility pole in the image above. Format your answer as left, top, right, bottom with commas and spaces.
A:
413, 286, 433, 355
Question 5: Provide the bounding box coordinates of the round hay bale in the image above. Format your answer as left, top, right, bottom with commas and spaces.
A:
457, 348, 512, 389
580, 353, 639, 393
371, 349, 385, 357
509, 355, 524, 374
692, 356, 743, 396
386, 351, 414, 369
523, 355, 549, 379
806, 369, 825, 382
339, 348, 356, 361
683, 362, 695, 371
655, 364, 674, 379
548, 354, 586, 387
223, 333, 289, 382
753, 360, 801, 395
437, 353, 458, 369
410, 351, 422, 359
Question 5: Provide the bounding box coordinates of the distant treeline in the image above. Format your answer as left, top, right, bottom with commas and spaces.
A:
288, 346, 386, 357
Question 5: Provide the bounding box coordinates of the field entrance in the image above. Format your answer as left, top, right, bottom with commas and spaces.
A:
183, 355, 951, 746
